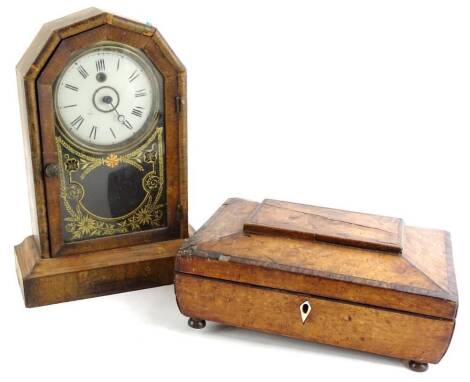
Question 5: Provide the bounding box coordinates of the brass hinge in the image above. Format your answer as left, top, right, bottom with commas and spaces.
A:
176, 204, 184, 221
175, 96, 182, 114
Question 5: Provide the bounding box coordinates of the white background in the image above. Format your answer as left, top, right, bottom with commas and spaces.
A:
1, 1, 468, 381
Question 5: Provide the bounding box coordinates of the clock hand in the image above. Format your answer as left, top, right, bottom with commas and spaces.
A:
111, 103, 133, 129
102, 95, 133, 129
103, 97, 128, 126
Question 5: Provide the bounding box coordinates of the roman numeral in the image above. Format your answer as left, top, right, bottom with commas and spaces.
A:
109, 128, 116, 138
71, 115, 84, 129
77, 65, 89, 79
116, 58, 120, 71
135, 89, 147, 97
89, 125, 98, 140
124, 120, 133, 129
131, 107, 144, 118
128, 70, 140, 82
65, 84, 79, 91
96, 58, 105, 72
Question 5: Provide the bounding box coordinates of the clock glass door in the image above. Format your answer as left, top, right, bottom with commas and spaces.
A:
53, 43, 166, 245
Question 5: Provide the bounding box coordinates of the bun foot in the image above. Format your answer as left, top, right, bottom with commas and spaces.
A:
408, 360, 428, 372
188, 318, 206, 329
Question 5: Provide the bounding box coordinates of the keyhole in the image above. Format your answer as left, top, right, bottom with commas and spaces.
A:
300, 301, 312, 324
96, 72, 107, 82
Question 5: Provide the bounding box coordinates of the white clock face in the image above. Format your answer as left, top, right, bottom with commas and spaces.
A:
54, 44, 161, 151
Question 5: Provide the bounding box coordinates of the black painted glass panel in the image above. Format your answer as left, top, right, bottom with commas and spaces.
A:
57, 126, 167, 243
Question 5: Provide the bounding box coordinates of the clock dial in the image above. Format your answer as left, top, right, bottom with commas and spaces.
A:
55, 44, 161, 151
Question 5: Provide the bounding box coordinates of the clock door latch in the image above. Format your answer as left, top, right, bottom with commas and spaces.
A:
44, 163, 59, 178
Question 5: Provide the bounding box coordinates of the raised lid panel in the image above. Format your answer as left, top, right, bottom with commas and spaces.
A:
244, 199, 404, 253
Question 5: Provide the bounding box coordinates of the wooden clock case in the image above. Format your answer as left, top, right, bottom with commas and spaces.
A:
15, 8, 188, 307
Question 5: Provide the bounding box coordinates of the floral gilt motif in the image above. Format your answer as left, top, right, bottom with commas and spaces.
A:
104, 154, 119, 168
57, 127, 166, 241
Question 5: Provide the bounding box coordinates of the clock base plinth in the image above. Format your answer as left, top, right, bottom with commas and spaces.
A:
14, 235, 185, 308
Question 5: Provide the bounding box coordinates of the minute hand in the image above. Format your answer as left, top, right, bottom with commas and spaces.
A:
110, 102, 133, 129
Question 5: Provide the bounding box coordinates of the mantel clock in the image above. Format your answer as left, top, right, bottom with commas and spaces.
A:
15, 8, 188, 307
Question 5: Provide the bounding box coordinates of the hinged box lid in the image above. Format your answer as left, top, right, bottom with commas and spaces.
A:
176, 198, 458, 320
